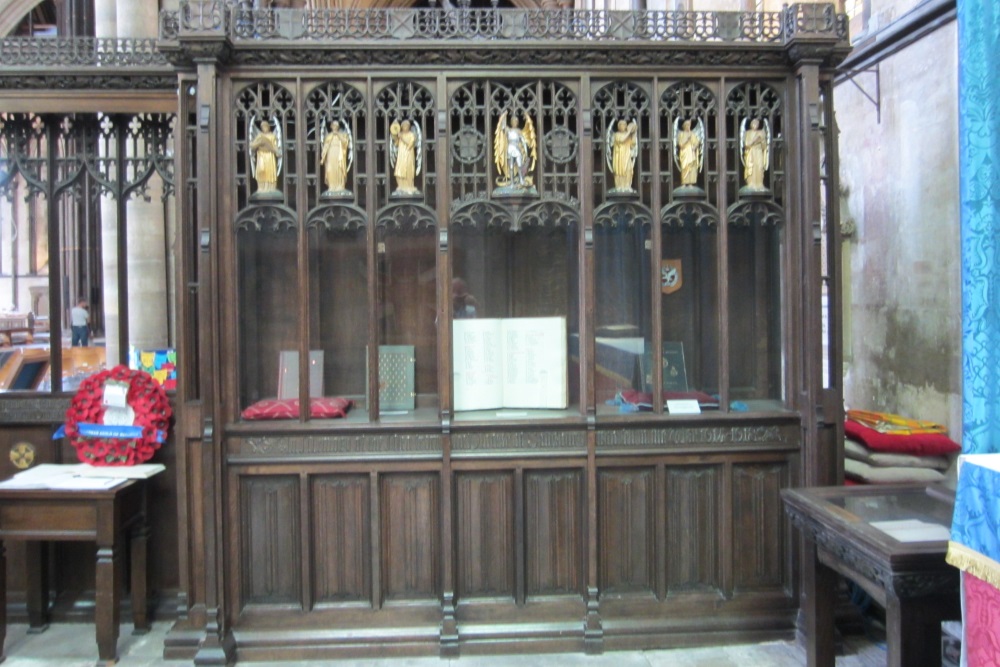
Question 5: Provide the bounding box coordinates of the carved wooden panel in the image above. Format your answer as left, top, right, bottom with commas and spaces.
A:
311, 474, 371, 605
598, 468, 655, 595
240, 475, 302, 606
524, 470, 582, 596
381, 473, 439, 600
455, 471, 515, 599
732, 462, 788, 591
665, 465, 722, 593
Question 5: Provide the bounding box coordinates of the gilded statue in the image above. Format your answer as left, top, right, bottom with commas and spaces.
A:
493, 111, 537, 193
249, 119, 282, 196
740, 117, 771, 192
388, 119, 422, 196
320, 119, 353, 197
606, 118, 638, 193
673, 117, 705, 192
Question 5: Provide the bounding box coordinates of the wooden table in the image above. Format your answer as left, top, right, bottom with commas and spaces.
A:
782, 484, 960, 667
0, 478, 150, 665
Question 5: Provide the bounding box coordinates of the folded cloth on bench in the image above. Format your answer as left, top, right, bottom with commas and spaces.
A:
845, 417, 960, 457
844, 437, 952, 470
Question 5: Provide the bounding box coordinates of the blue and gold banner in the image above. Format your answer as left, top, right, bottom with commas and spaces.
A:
959, 0, 1000, 455
947, 455, 1000, 587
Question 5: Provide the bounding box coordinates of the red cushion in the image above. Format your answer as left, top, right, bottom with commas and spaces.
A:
242, 397, 353, 421
844, 419, 961, 456
310, 397, 353, 418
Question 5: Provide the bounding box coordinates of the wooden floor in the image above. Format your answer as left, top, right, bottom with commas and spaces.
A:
0, 620, 895, 666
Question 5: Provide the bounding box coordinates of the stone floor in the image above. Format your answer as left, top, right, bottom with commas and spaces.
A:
0, 620, 891, 666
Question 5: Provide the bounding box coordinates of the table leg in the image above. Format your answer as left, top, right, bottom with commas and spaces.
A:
24, 542, 49, 633
130, 522, 150, 634
887, 592, 955, 667
803, 541, 837, 667
94, 544, 122, 664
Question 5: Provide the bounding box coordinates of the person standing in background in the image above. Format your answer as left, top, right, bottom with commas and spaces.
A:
71, 298, 90, 347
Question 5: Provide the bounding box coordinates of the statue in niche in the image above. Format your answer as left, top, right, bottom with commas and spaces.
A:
606, 118, 639, 194
249, 118, 282, 199
740, 117, 771, 193
673, 117, 705, 196
493, 111, 537, 195
320, 119, 353, 198
388, 118, 422, 197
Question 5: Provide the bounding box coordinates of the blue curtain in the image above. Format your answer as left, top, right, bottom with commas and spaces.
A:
959, 1, 1000, 454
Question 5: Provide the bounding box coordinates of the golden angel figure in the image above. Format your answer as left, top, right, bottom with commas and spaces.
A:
606, 118, 638, 193
673, 117, 705, 189
388, 118, 422, 196
320, 119, 353, 196
249, 118, 282, 196
493, 111, 537, 193
740, 117, 771, 192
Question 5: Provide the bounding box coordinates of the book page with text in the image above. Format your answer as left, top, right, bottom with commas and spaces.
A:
501, 317, 567, 409
453, 318, 504, 411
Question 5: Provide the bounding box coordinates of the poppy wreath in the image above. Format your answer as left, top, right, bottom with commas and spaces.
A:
64, 365, 172, 466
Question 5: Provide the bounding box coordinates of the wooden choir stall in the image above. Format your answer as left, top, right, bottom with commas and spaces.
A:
0, 1, 850, 663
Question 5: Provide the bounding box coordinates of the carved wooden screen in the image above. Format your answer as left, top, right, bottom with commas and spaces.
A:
591, 81, 654, 404
234, 81, 302, 410
0, 111, 174, 390
659, 82, 721, 399
448, 80, 582, 342
725, 81, 785, 402
374, 81, 439, 409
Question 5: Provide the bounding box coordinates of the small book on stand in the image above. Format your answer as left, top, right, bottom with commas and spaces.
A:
641, 341, 689, 393
372, 345, 416, 412
452, 316, 567, 412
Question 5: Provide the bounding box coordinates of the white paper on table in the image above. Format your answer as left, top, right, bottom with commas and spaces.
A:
74, 463, 165, 479
0, 464, 86, 489
0, 463, 138, 490
43, 475, 126, 490
869, 519, 951, 542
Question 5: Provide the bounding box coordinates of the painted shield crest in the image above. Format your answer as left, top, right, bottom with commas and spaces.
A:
661, 259, 682, 295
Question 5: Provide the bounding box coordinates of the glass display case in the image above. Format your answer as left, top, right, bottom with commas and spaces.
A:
224, 75, 799, 423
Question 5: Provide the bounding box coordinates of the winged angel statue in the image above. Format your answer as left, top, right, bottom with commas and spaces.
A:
493, 111, 537, 194
320, 119, 353, 198
249, 116, 283, 198
739, 116, 771, 192
672, 116, 705, 192
388, 118, 422, 197
606, 118, 638, 193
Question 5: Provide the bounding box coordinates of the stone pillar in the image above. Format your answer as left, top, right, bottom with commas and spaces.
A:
95, 0, 170, 362
959, 1, 1000, 454
94, 0, 115, 38
94, 0, 119, 360
120, 0, 170, 356
125, 176, 170, 351
116, 0, 157, 38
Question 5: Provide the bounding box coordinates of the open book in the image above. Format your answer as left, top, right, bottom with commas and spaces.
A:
453, 317, 567, 411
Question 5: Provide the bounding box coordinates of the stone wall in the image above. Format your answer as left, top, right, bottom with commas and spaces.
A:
835, 9, 962, 438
